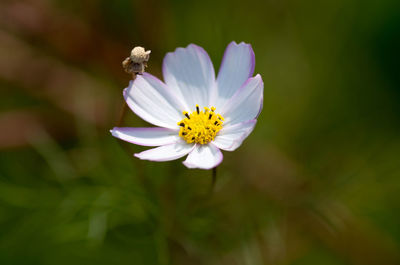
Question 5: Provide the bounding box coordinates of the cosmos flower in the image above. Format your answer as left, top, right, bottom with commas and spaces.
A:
111, 41, 263, 170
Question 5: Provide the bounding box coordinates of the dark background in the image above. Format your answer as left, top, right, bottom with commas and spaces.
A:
1, 0, 400, 264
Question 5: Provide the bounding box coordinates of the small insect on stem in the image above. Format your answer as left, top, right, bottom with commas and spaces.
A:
118, 46, 151, 127
122, 46, 151, 76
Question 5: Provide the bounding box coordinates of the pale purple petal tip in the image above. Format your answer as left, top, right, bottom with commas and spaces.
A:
227, 120, 257, 150
111, 127, 178, 147
162, 43, 214, 80
248, 43, 256, 78
219, 41, 255, 79
182, 145, 224, 170
133, 141, 195, 162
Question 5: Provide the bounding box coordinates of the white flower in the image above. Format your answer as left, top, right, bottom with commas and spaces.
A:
111, 41, 263, 170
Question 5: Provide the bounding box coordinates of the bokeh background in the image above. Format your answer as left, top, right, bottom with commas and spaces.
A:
1, 0, 400, 264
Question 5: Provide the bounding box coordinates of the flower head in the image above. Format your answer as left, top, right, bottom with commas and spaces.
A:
111, 41, 263, 169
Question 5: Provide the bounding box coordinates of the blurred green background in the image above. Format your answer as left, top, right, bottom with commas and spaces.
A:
1, 0, 400, 264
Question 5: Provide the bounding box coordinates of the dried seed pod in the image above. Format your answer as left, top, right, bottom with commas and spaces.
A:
122, 46, 151, 75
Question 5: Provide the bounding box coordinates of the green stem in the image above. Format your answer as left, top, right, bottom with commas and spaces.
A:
116, 73, 136, 127
211, 167, 217, 193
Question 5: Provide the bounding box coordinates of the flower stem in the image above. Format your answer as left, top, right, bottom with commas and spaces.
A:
116, 73, 136, 127
211, 167, 217, 193
116, 102, 127, 127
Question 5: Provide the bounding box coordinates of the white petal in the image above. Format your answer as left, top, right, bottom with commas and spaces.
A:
124, 73, 185, 129
134, 141, 194, 162
183, 144, 223, 170
163, 44, 216, 110
111, 127, 179, 146
213, 120, 257, 151
220, 75, 263, 126
213, 41, 255, 109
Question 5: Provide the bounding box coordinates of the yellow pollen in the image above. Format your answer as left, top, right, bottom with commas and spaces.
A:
177, 105, 224, 144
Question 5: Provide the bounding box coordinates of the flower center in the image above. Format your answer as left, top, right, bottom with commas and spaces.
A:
177, 105, 224, 144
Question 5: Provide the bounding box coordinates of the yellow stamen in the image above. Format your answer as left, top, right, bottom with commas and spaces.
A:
177, 105, 224, 144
